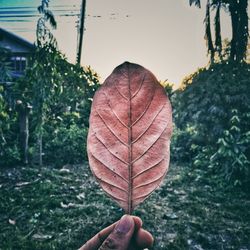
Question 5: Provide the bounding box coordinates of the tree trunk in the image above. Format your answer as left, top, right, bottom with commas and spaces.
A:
229, 0, 248, 62
229, 1, 238, 61
237, 0, 248, 61
214, 1, 222, 59
18, 103, 31, 164
205, 0, 215, 63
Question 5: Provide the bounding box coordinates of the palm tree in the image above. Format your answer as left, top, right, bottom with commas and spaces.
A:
37, 0, 57, 47
190, 0, 218, 62
189, 0, 249, 63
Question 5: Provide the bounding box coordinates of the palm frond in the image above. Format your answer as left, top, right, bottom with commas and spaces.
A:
189, 0, 201, 8
44, 10, 57, 29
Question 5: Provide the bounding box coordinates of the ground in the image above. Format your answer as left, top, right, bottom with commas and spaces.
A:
0, 163, 249, 250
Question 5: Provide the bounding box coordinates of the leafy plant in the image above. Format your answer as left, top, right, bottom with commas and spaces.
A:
0, 47, 12, 84
15, 50, 100, 166
37, 0, 57, 47
210, 109, 250, 188
0, 47, 19, 166
173, 62, 250, 190
171, 124, 199, 163
174, 63, 249, 142
44, 122, 88, 166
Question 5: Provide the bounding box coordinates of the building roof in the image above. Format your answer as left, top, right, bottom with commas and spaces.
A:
0, 27, 35, 51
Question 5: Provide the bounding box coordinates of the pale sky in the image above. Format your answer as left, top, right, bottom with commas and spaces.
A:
0, 0, 236, 88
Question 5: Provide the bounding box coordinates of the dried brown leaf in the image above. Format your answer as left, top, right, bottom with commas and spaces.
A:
87, 62, 172, 214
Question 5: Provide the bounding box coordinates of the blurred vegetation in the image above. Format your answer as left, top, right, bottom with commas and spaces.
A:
0, 46, 99, 167
0, 164, 249, 250
172, 62, 250, 191
0, 1, 99, 167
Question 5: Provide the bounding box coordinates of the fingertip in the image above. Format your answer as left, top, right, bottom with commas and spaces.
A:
99, 215, 135, 250
131, 216, 142, 230
115, 215, 135, 234
135, 228, 154, 249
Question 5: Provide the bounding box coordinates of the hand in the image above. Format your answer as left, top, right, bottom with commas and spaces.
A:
79, 215, 154, 250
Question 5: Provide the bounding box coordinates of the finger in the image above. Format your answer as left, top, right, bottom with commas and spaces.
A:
79, 223, 116, 250
135, 228, 154, 249
79, 216, 142, 250
99, 215, 135, 250
132, 216, 142, 231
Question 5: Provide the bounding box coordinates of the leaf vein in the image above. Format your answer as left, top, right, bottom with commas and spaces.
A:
102, 189, 127, 202
131, 74, 146, 99
96, 177, 128, 194
102, 91, 129, 129
132, 157, 165, 180
131, 126, 168, 164
131, 104, 166, 144
133, 175, 164, 190
96, 110, 129, 147
93, 133, 129, 166
90, 153, 129, 184
131, 86, 156, 126
115, 80, 129, 100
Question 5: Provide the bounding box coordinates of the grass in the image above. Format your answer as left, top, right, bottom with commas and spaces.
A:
0, 163, 249, 250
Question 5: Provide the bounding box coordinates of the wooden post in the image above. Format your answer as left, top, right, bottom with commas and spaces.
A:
17, 101, 32, 164
76, 0, 86, 64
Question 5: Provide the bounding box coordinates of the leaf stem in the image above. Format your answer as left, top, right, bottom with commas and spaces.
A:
127, 63, 132, 215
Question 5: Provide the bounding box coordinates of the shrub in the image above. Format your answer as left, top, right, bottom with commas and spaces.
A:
174, 63, 249, 143
210, 109, 250, 189
12, 46, 100, 166
170, 124, 199, 163
172, 62, 250, 189
44, 121, 88, 167
0, 86, 21, 167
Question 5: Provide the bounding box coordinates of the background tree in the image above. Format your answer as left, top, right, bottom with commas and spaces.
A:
189, 0, 249, 63
170, 0, 250, 190
228, 0, 248, 62
0, 48, 21, 166
34, 0, 58, 165
37, 0, 57, 47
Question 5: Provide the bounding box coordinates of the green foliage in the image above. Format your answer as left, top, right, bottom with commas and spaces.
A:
0, 86, 7, 130
160, 80, 174, 99
0, 100, 20, 166
37, 0, 57, 47
171, 124, 199, 162
172, 62, 250, 189
0, 73, 21, 166
0, 47, 12, 83
210, 109, 250, 188
0, 39, 100, 167
0, 143, 21, 166
18, 46, 100, 166
43, 115, 88, 166
174, 63, 250, 139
